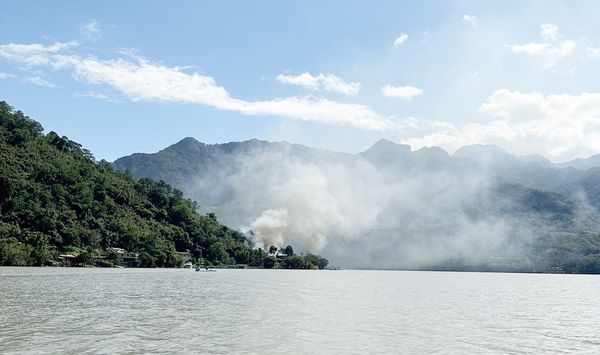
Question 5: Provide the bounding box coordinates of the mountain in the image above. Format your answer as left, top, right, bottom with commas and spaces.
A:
519, 154, 554, 168
115, 137, 600, 273
0, 102, 327, 269
360, 139, 455, 172
454, 144, 600, 210
557, 154, 600, 170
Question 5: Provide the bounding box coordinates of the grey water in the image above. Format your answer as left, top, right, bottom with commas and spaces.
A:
0, 268, 599, 354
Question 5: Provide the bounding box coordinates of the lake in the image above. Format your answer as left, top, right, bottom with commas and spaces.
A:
0, 268, 598, 354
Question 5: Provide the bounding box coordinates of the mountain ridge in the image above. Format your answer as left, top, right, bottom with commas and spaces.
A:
117, 138, 600, 172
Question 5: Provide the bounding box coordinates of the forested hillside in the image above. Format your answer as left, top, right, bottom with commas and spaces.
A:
0, 102, 327, 269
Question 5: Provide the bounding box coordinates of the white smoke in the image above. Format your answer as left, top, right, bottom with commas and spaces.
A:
248, 208, 288, 250
187, 141, 594, 269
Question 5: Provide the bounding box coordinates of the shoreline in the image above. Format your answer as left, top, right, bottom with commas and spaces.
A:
1, 265, 598, 275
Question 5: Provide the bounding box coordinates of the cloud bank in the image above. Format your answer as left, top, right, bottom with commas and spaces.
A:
405, 89, 600, 160
0, 41, 399, 131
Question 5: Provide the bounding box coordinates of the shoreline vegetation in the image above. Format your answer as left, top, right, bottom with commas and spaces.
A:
0, 101, 328, 270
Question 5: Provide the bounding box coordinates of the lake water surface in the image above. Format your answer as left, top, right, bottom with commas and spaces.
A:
0, 267, 599, 354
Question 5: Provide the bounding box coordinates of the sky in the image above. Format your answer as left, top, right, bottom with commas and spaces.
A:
2, 0, 600, 162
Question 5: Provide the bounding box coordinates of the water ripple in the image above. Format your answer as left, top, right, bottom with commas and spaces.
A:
1, 268, 599, 354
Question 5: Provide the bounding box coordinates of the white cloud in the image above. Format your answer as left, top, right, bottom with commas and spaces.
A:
509, 42, 550, 56
0, 72, 13, 79
393, 33, 408, 47
540, 24, 559, 40
319, 74, 361, 95
462, 15, 479, 28
553, 40, 576, 56
405, 89, 600, 161
478, 89, 600, 121
0, 41, 77, 66
587, 46, 600, 59
276, 72, 320, 90
381, 85, 423, 101
0, 41, 401, 131
23, 76, 58, 88
81, 20, 101, 41
507, 24, 575, 68
276, 72, 360, 95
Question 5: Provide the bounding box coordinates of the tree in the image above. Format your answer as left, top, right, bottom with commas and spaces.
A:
304, 253, 329, 269
284, 245, 294, 256
0, 240, 32, 266
138, 252, 156, 267
284, 255, 305, 269
263, 256, 276, 269
268, 245, 278, 254
75, 250, 93, 266
208, 242, 230, 265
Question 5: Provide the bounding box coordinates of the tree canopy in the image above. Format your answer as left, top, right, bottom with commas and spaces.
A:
0, 102, 330, 269
0, 102, 323, 268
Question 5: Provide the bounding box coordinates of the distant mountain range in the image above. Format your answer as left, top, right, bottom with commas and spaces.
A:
114, 137, 600, 272
521, 151, 600, 171
452, 144, 600, 210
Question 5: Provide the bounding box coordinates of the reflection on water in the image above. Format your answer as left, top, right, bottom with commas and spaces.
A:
1, 267, 599, 354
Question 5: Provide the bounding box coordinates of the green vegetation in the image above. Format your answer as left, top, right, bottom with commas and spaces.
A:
0, 102, 328, 269
262, 245, 329, 270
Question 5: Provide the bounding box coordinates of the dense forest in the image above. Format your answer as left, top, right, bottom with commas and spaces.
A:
0, 101, 328, 269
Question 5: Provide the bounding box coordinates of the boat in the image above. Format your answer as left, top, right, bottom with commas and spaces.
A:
183, 261, 193, 269
195, 266, 216, 272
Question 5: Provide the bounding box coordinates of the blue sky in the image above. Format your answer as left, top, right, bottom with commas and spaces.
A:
2, 0, 600, 161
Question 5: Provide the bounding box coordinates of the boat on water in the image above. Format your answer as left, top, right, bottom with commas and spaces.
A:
183, 261, 194, 269
195, 266, 216, 272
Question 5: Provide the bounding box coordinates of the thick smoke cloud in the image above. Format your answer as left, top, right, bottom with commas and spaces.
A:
186, 141, 595, 270
248, 209, 289, 250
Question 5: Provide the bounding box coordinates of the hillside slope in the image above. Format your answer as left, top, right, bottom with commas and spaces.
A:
0, 102, 329, 268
